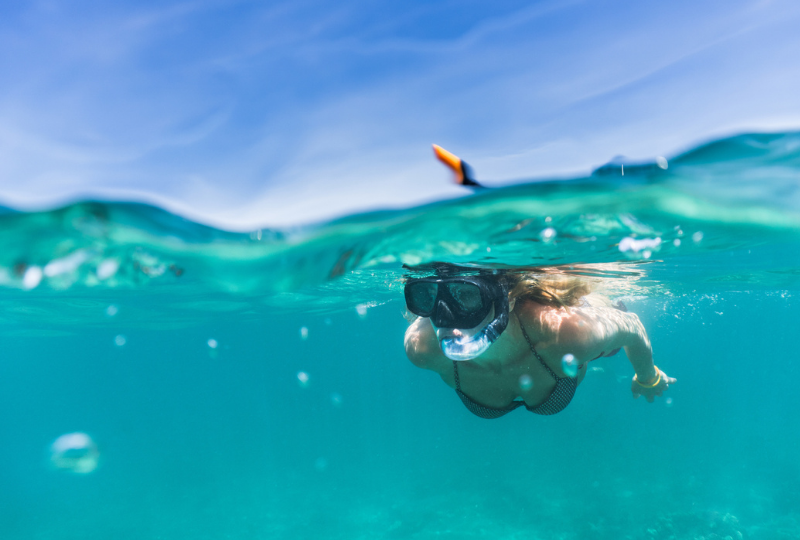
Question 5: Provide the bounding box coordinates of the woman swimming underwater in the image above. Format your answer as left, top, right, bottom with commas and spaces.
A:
403, 264, 675, 418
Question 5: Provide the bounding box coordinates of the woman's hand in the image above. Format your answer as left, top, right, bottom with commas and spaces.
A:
631, 366, 676, 402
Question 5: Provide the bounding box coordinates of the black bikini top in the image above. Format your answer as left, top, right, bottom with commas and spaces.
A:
453, 320, 581, 418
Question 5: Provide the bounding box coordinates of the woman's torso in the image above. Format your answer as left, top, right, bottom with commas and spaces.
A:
434, 301, 589, 410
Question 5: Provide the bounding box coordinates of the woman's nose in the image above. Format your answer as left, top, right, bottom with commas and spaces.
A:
432, 299, 456, 328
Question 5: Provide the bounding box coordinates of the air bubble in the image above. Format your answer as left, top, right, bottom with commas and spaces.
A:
105, 304, 119, 317
656, 156, 668, 170
299, 327, 309, 340
114, 335, 127, 347
665, 397, 673, 407
519, 374, 533, 391
50, 432, 99, 473
561, 354, 578, 377
355, 304, 369, 319
96, 259, 119, 280
23, 266, 43, 289
692, 231, 703, 243
540, 227, 557, 242
673, 239, 681, 247
297, 371, 310, 387
44, 250, 91, 278
207, 339, 218, 349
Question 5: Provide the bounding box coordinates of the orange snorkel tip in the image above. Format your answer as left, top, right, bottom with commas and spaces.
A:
432, 144, 464, 183
432, 144, 481, 188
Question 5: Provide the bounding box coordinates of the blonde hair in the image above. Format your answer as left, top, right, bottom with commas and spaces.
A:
504, 271, 594, 308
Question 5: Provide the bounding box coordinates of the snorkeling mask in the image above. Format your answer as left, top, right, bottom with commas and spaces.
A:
404, 273, 509, 361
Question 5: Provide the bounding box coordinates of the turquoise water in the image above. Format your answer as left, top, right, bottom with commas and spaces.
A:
2, 132, 800, 539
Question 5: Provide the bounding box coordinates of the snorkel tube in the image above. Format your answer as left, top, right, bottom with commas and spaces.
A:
432, 144, 484, 188
439, 282, 509, 361
424, 149, 504, 359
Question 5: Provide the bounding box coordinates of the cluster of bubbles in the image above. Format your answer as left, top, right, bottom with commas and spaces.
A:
355, 301, 384, 320
618, 237, 662, 259
49, 311, 351, 478
105, 303, 126, 348
519, 355, 581, 390
294, 326, 345, 410
522, 213, 699, 262
10, 244, 183, 292
615, 227, 704, 259
48, 274, 375, 479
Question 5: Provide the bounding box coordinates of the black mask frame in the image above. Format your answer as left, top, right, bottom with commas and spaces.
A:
405, 275, 505, 329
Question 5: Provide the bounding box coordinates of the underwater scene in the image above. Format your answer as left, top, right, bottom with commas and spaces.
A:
2, 131, 800, 540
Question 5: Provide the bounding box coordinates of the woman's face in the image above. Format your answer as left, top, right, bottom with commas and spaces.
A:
431, 288, 512, 362
432, 292, 514, 342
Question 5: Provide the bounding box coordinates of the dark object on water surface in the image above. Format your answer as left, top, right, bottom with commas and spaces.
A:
432, 144, 484, 188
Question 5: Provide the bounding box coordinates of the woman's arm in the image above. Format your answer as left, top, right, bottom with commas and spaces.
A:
546, 306, 675, 401
546, 308, 649, 368
607, 311, 656, 382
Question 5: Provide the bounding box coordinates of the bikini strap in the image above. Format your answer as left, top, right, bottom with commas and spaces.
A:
453, 361, 462, 390
518, 319, 560, 380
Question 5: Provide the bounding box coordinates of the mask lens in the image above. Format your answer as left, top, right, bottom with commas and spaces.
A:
446, 282, 484, 312
405, 281, 438, 315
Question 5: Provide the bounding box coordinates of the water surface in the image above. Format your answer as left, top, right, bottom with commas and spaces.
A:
1, 132, 799, 539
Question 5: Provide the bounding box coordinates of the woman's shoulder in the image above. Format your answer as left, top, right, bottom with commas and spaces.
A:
514, 299, 563, 334
404, 318, 451, 373
514, 298, 590, 344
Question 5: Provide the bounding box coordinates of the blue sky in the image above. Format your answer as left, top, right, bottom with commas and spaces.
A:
1, 0, 800, 228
